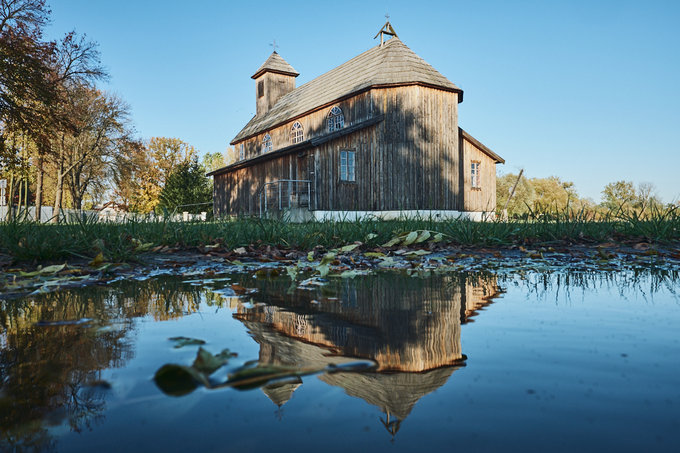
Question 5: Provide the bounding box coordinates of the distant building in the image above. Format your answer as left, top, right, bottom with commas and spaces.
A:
209, 23, 504, 220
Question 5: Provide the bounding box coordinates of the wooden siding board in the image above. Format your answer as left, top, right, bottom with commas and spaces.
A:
214, 86, 476, 217
461, 137, 497, 212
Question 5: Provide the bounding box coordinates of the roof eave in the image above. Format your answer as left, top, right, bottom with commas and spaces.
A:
460, 128, 505, 164
251, 68, 300, 79
212, 115, 384, 177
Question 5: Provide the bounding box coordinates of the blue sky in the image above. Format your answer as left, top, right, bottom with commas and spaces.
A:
47, 0, 680, 203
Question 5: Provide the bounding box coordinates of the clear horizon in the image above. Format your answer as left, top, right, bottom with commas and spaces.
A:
47, 0, 680, 204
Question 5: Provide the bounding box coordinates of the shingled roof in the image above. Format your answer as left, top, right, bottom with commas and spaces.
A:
231, 37, 463, 144
251, 51, 299, 79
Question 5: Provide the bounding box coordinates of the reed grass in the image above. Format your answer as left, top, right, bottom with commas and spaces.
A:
1, 206, 678, 263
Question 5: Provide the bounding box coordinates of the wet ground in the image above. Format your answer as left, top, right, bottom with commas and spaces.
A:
1, 246, 680, 451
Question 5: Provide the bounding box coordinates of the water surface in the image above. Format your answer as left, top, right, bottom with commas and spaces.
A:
1, 270, 678, 452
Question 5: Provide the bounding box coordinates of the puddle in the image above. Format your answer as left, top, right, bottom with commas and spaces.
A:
1, 270, 679, 452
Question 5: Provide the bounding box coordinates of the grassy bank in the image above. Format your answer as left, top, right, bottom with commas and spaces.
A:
1, 208, 679, 263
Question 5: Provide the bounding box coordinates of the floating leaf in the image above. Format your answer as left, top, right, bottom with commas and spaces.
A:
364, 252, 385, 258
307, 251, 315, 261
231, 284, 248, 294
339, 270, 360, 279
299, 277, 326, 287
316, 263, 330, 278
154, 364, 207, 396
401, 231, 419, 246
226, 364, 321, 391
433, 233, 444, 243
192, 347, 234, 375
378, 257, 397, 267
19, 263, 67, 277
255, 268, 280, 278
169, 336, 206, 348
286, 265, 298, 281
320, 252, 336, 265
365, 233, 378, 241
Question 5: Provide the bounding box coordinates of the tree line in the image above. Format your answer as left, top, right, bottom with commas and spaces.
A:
0, 1, 220, 220
496, 172, 668, 218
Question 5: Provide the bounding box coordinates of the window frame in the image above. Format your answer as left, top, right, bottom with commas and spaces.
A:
470, 161, 481, 190
262, 134, 272, 154
257, 81, 264, 98
327, 106, 345, 132
291, 121, 304, 144
239, 143, 245, 161
339, 149, 356, 182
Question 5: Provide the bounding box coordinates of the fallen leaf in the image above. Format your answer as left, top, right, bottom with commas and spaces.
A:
402, 231, 419, 246
339, 243, 360, 253
192, 347, 235, 374
89, 252, 104, 267
415, 231, 431, 243
382, 237, 402, 247
169, 336, 206, 348
154, 364, 207, 396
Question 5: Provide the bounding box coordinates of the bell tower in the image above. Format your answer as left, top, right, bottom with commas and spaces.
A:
251, 48, 299, 116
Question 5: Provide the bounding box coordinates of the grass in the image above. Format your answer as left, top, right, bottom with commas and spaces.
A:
1, 207, 679, 263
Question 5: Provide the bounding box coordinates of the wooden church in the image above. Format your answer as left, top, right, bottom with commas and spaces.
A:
209, 22, 504, 220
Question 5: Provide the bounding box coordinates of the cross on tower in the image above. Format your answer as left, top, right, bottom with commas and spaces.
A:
270, 39, 279, 53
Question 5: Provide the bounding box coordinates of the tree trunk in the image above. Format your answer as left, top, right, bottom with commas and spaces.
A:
53, 138, 65, 224
7, 173, 14, 220
53, 168, 64, 223
35, 153, 44, 222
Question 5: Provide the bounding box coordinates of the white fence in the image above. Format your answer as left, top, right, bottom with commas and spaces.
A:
0, 206, 209, 223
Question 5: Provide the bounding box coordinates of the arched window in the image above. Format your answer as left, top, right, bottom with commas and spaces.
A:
262, 134, 272, 153
327, 106, 345, 132
291, 121, 304, 144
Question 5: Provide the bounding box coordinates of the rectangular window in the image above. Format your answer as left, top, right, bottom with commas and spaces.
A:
340, 150, 355, 182
257, 81, 264, 98
471, 161, 481, 189
239, 143, 245, 161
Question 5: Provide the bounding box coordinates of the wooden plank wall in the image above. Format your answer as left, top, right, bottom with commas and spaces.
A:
215, 85, 462, 216
256, 72, 296, 116
461, 137, 497, 212
312, 85, 460, 211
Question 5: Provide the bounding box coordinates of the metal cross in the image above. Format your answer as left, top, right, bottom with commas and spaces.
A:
270, 39, 279, 52
385, 13, 390, 21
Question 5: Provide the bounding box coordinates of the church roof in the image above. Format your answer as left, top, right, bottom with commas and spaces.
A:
232, 37, 463, 144
251, 51, 299, 79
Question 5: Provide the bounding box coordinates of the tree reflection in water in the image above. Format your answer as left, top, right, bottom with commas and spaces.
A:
0, 278, 220, 452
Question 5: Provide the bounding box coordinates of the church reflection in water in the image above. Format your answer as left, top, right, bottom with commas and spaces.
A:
235, 273, 502, 434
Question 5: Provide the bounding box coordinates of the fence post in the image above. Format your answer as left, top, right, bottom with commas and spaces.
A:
307, 181, 311, 210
